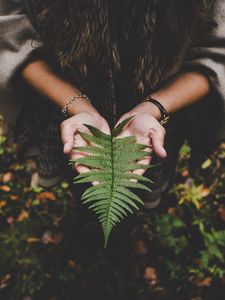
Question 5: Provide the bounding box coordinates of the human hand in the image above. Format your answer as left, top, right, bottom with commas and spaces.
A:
61, 111, 110, 174
114, 102, 167, 176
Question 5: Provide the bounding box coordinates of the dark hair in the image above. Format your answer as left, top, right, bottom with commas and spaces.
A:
32, 0, 215, 95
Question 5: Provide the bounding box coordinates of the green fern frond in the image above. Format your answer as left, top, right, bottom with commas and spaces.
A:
71, 116, 153, 247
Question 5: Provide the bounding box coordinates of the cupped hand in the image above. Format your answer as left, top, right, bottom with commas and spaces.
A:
114, 108, 167, 176
61, 111, 110, 174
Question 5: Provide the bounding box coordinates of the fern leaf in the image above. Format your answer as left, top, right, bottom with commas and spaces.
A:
72, 116, 153, 247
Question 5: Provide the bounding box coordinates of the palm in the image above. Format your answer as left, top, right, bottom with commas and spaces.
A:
115, 113, 154, 176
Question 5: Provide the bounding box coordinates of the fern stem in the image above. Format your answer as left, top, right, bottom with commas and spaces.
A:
104, 135, 116, 247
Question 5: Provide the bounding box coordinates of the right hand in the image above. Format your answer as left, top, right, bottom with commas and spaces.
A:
61, 111, 110, 174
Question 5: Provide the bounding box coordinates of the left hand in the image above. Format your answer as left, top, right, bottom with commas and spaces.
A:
114, 102, 167, 176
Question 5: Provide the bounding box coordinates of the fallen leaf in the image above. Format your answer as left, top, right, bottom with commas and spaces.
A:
2, 172, 13, 183
195, 277, 212, 287
25, 199, 33, 208
27, 237, 41, 244
0, 274, 11, 290
0, 185, 10, 192
17, 210, 29, 222
9, 195, 19, 201
199, 187, 210, 197
168, 207, 177, 216
38, 192, 57, 201
0, 201, 7, 208
182, 170, 189, 177
23, 187, 30, 193
144, 267, 158, 286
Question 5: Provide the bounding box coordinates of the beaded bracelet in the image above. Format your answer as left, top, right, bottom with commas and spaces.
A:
61, 94, 91, 118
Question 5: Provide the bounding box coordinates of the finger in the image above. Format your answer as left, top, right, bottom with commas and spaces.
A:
72, 133, 91, 174
150, 128, 167, 158
132, 154, 152, 176
61, 122, 78, 154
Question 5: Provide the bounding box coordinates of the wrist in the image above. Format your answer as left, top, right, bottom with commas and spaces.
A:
134, 101, 161, 121
67, 98, 98, 116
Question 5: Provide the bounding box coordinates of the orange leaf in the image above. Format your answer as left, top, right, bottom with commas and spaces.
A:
17, 210, 29, 222
182, 170, 189, 177
9, 195, 19, 201
195, 277, 212, 287
0, 185, 10, 192
27, 237, 41, 244
0, 201, 6, 208
38, 192, 57, 201
144, 267, 158, 286
2, 172, 13, 183
168, 207, 178, 216
199, 187, 210, 197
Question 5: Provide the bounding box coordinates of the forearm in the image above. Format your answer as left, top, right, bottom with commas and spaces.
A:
137, 71, 210, 120
21, 59, 98, 116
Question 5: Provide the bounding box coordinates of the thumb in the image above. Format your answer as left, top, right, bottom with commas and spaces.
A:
150, 130, 167, 158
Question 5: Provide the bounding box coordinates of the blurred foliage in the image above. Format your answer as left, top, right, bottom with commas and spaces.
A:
0, 129, 225, 300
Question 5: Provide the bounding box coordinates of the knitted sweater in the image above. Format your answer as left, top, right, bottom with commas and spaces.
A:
1, 0, 225, 187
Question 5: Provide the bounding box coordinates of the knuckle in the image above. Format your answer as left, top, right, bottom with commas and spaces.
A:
60, 120, 68, 131
149, 127, 157, 135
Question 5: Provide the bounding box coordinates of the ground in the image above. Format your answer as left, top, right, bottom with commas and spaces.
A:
0, 129, 225, 300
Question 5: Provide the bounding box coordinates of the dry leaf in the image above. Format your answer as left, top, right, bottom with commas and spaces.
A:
23, 187, 30, 193
38, 192, 57, 201
2, 172, 13, 183
0, 201, 7, 208
9, 195, 19, 201
182, 170, 189, 177
195, 277, 212, 287
0, 185, 10, 192
144, 267, 158, 286
199, 187, 210, 197
27, 237, 41, 244
17, 210, 29, 222
0, 274, 11, 290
